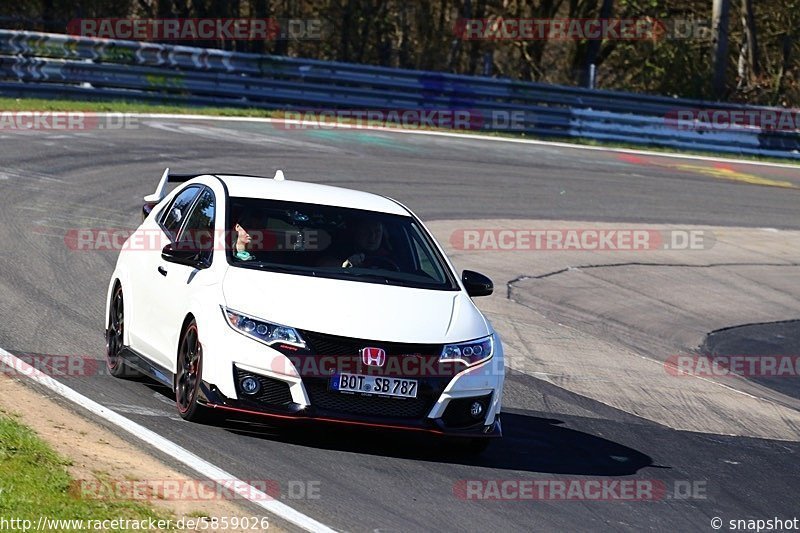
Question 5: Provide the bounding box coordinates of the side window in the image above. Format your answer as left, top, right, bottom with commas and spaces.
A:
160, 186, 200, 240
178, 189, 215, 258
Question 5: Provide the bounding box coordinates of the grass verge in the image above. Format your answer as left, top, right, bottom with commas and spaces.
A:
0, 414, 172, 530
0, 96, 283, 117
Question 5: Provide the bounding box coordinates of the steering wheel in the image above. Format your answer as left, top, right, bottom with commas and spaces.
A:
362, 255, 401, 271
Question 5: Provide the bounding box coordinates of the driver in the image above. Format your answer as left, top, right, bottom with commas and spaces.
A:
342, 218, 386, 268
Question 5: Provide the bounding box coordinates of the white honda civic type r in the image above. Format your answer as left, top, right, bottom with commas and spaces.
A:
105, 169, 504, 452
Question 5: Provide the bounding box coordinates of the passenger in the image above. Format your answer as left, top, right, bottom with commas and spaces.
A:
231, 210, 262, 261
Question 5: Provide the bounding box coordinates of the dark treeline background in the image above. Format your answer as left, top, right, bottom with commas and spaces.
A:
1, 0, 797, 106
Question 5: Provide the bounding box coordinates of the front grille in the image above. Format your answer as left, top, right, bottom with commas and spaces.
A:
298, 330, 451, 420
305, 380, 434, 419
234, 367, 293, 406
298, 330, 441, 359
442, 394, 493, 428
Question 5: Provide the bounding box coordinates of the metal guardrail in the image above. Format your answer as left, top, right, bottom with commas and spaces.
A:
0, 30, 798, 160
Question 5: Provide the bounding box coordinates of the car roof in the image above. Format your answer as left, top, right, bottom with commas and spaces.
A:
213, 174, 410, 216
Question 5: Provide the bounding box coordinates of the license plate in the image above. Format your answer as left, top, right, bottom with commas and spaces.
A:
331, 373, 418, 399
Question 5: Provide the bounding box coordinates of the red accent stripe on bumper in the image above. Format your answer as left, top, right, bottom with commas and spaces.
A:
204, 402, 447, 434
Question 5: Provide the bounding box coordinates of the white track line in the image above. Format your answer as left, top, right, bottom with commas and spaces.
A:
106, 112, 800, 170
0, 348, 335, 533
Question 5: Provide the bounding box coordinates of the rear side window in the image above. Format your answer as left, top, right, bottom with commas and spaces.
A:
178, 189, 216, 260
160, 186, 200, 240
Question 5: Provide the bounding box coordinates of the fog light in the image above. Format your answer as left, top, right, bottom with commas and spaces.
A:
470, 401, 485, 418
240, 376, 260, 395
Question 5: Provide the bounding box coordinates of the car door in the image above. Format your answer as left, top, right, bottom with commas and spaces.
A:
128, 185, 201, 367
154, 187, 218, 371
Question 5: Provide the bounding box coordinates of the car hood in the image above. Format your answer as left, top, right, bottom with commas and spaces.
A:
221, 267, 490, 343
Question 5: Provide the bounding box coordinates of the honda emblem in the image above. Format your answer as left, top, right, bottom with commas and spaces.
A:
361, 347, 386, 367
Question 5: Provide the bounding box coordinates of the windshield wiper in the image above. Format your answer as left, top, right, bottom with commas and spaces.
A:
341, 271, 418, 286
240, 262, 307, 275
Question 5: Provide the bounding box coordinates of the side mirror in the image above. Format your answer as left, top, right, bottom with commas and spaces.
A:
142, 201, 158, 222
462, 270, 493, 297
161, 243, 209, 269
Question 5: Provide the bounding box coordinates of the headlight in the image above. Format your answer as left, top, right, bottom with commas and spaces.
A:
222, 307, 306, 349
440, 335, 493, 366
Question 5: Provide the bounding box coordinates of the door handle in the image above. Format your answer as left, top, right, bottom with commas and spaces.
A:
157, 266, 168, 277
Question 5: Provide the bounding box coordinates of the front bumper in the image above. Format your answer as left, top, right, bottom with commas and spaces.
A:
198, 323, 505, 438
197, 379, 502, 437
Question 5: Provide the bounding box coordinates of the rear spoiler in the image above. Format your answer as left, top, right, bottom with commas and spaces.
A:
141, 168, 286, 221
143, 168, 286, 203
143, 168, 205, 203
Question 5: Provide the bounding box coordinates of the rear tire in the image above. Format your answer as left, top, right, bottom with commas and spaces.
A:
106, 285, 141, 379
175, 319, 210, 422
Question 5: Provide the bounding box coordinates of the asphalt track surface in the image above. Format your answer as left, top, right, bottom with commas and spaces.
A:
1, 119, 799, 531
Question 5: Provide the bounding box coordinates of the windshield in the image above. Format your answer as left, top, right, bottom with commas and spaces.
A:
226, 198, 457, 290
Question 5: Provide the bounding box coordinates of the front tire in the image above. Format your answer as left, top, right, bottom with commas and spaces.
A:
175, 319, 209, 422
106, 285, 141, 379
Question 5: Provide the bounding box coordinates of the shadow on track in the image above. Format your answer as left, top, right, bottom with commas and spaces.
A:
700, 319, 800, 401
143, 373, 653, 476
207, 410, 653, 476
